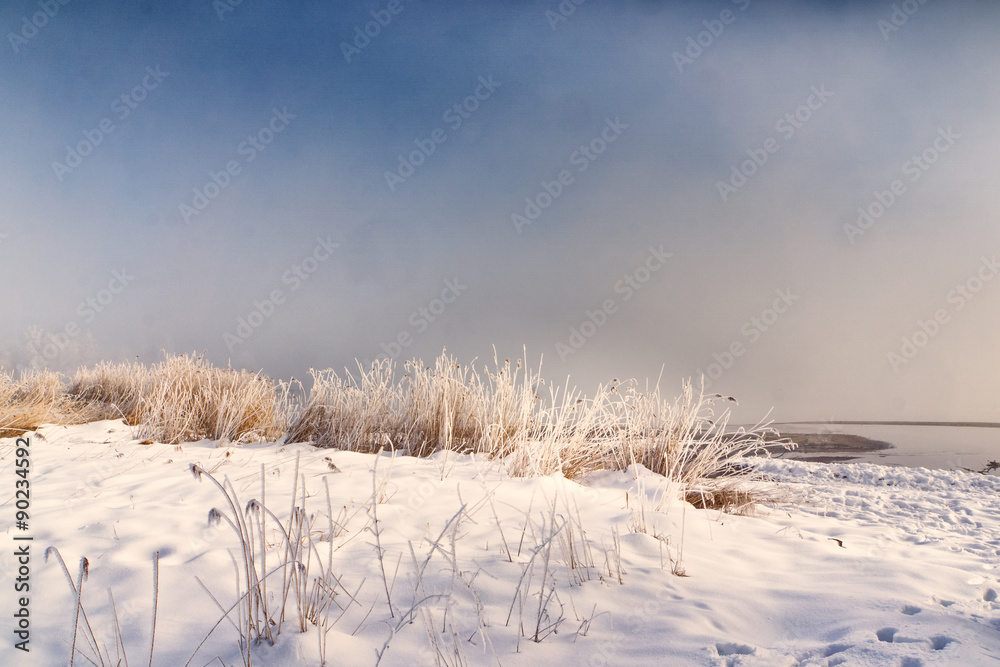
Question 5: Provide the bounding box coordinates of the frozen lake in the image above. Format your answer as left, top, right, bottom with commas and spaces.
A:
770, 422, 1000, 474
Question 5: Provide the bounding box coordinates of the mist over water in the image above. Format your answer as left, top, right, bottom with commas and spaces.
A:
2, 0, 999, 426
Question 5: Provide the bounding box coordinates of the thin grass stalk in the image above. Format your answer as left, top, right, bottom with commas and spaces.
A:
107, 589, 129, 667
71, 558, 87, 667
183, 564, 292, 667
148, 551, 158, 667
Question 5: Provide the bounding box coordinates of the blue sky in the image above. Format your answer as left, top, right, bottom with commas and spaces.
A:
2, 0, 999, 421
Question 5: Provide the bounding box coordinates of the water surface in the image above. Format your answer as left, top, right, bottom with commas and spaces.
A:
769, 422, 1000, 474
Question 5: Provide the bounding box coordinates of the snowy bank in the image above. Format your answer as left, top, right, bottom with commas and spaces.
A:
3, 421, 999, 666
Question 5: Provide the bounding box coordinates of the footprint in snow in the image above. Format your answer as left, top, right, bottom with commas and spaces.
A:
928, 635, 955, 651
876, 627, 898, 642
900, 605, 921, 615
715, 642, 755, 657
823, 643, 850, 657
983, 588, 998, 602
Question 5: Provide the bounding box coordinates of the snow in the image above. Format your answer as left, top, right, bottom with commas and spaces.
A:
4, 421, 1000, 666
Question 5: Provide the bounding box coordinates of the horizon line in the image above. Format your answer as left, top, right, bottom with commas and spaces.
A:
772, 420, 1000, 429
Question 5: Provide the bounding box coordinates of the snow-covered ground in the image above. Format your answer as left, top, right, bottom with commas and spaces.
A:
4, 421, 1000, 666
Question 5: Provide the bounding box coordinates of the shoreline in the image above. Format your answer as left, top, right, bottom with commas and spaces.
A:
765, 424, 999, 474
765, 431, 894, 462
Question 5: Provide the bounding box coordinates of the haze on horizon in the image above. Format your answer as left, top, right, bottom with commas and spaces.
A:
2, 0, 999, 424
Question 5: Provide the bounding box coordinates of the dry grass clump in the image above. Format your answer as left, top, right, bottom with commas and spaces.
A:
405, 354, 486, 456
287, 352, 540, 458
284, 359, 402, 451
0, 370, 54, 437
4, 353, 293, 445
66, 360, 146, 423
0, 368, 99, 437
610, 380, 782, 485
288, 349, 791, 490
6, 348, 790, 505
139, 354, 293, 444
68, 353, 293, 444
3, 354, 293, 444
685, 485, 758, 515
